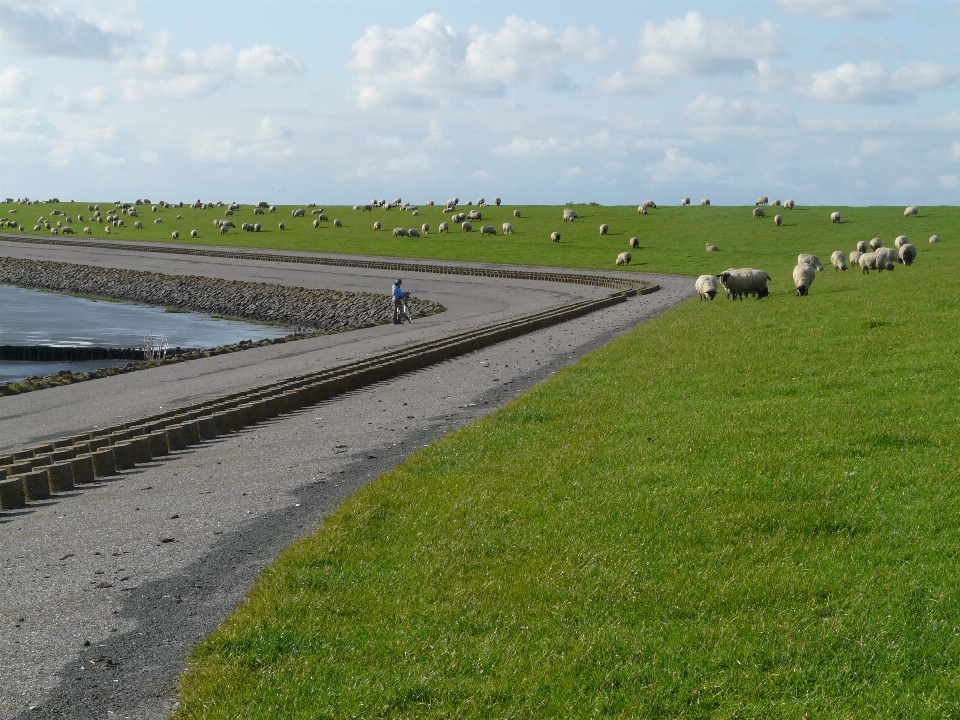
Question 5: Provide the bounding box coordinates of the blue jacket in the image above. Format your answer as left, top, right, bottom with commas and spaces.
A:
392, 284, 407, 301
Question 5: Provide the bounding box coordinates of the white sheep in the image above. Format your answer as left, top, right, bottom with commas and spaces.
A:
756, 196, 768, 206
564, 208, 577, 221
875, 247, 903, 265
775, 214, 783, 226
616, 252, 632, 266
771, 199, 782, 207
929, 235, 941, 243
333, 219, 342, 228
718, 268, 771, 300
393, 228, 407, 237
793, 263, 816, 296
830, 251, 847, 271
551, 231, 561, 242
311, 208, 323, 215
831, 211, 841, 223
104, 226, 111, 234
468, 210, 482, 221
856, 240, 868, 253
154, 218, 163, 224
134, 221, 143, 229
480, 225, 497, 236
269, 206, 276, 213
371, 221, 381, 230
753, 207, 765, 219
599, 223, 609, 235
629, 237, 639, 249
408, 228, 420, 238
462, 221, 473, 232
705, 244, 720, 252
899, 243, 917, 265
643, 200, 656, 209
894, 235, 909, 249
869, 237, 884, 250
253, 223, 261, 232
411, 210, 420, 217
502, 222, 514, 234
849, 250, 863, 267
695, 275, 718, 301
639, 205, 648, 215
292, 208, 305, 217
681, 197, 690, 205
439, 222, 449, 233
797, 253, 824, 271
700, 198, 710, 206
858, 252, 894, 274
83, 227, 91, 234
513, 209, 521, 218
279, 223, 286, 231
172, 231, 179, 239
421, 223, 429, 234
904, 206, 918, 217
313, 219, 321, 229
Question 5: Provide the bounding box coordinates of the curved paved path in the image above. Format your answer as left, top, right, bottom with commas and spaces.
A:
0, 238, 694, 719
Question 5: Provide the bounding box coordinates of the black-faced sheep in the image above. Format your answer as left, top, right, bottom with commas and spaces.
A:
629, 237, 639, 249
700, 198, 710, 206
753, 207, 765, 219
373, 221, 382, 230
775, 214, 783, 226
502, 222, 514, 234
717, 268, 771, 300
695, 275, 718, 300
793, 262, 816, 296
797, 253, 824, 271
551, 231, 560, 242
899, 243, 917, 265
830, 251, 847, 271
599, 224, 609, 235
857, 240, 868, 253
513, 209, 521, 218
904, 206, 918, 217
831, 211, 841, 223
616, 252, 631, 266
705, 244, 720, 252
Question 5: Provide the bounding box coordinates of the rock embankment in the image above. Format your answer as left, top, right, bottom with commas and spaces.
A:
0, 257, 445, 330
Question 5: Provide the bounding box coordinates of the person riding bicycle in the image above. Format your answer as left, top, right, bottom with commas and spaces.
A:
392, 279, 410, 324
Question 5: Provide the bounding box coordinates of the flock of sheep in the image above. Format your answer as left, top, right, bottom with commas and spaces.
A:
695, 204, 939, 301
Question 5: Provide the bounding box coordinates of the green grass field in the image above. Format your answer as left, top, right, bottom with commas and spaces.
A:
7, 201, 959, 716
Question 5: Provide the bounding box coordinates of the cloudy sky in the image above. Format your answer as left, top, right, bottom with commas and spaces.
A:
1, 0, 958, 205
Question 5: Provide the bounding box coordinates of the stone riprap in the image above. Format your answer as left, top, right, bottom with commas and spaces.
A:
0, 256, 445, 331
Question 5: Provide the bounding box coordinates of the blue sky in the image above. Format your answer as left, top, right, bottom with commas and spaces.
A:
1, 0, 958, 206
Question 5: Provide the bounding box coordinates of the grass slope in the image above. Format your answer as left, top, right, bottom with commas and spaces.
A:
6, 201, 955, 280
169, 208, 960, 717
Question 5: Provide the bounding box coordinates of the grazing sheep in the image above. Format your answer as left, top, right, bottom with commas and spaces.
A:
425, 201, 434, 206
899, 243, 917, 265
292, 208, 305, 217
393, 228, 407, 237
705, 244, 720, 252
253, 223, 261, 232
61, 227, 74, 234
334, 219, 343, 228
700, 198, 710, 206
477, 198, 485, 207
831, 211, 841, 223
225, 209, 234, 216
50, 227, 58, 235
408, 228, 420, 238
859, 252, 894, 274
495, 198, 501, 206
363, 204, 373, 211
830, 251, 847, 271
775, 214, 783, 226
453, 213, 466, 223
317, 214, 328, 222
797, 254, 824, 271
462, 221, 473, 232
254, 207, 264, 215
154, 218, 162, 224
643, 200, 656, 209
269, 206, 276, 212
771, 199, 781, 206
465, 200, 472, 205
894, 235, 909, 249
311, 208, 323, 215
756, 196, 768, 206
793, 262, 816, 296
190, 230, 198, 237
172, 231, 180, 239
242, 223, 253, 232
717, 268, 771, 300
629, 237, 639, 249
134, 221, 143, 229
411, 210, 420, 217
551, 231, 561, 242
856, 240, 868, 253
220, 225, 229, 235
373, 221, 382, 230
600, 223, 609, 235
753, 207, 765, 219
695, 275, 719, 301
563, 209, 577, 221
176, 214, 182, 219
904, 206, 919, 217
480, 225, 497, 236
104, 226, 111, 234
681, 197, 690, 205
850, 250, 863, 266
616, 252, 632, 266
83, 227, 92, 234
313, 219, 320, 228
869, 237, 883, 250
468, 210, 481, 221
439, 222, 449, 233
279, 223, 286, 230
421, 223, 429, 234
513, 209, 521, 218
502, 222, 514, 234
875, 247, 904, 265
929, 235, 941, 243
152, 206, 158, 212
639, 205, 648, 215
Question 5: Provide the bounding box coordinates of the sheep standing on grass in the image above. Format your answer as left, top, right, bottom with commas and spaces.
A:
771, 199, 782, 207
502, 222, 514, 234
393, 228, 407, 237
718, 268, 771, 300
869, 237, 883, 250
695, 275, 718, 301
629, 237, 639, 249
551, 231, 561, 242
705, 244, 720, 252
904, 206, 919, 217
899, 244, 917, 265
292, 208, 305, 217
639, 205, 648, 215
616, 252, 632, 266
775, 214, 783, 226
798, 253, 824, 271
373, 221, 382, 230
408, 228, 420, 238
134, 221, 143, 229
104, 226, 111, 234
439, 222, 449, 233
875, 247, 903, 265
462, 221, 473, 232
894, 235, 909, 249
563, 208, 577, 222
859, 252, 894, 274
850, 250, 863, 266
831, 251, 847, 271
513, 209, 521, 218
600, 223, 609, 235
681, 197, 690, 205
190, 230, 198, 238
83, 227, 92, 234
793, 263, 816, 296
784, 199, 795, 209
929, 235, 941, 243
313, 219, 321, 229
753, 207, 765, 219
856, 240, 868, 253
643, 200, 657, 209
279, 223, 286, 231
172, 231, 179, 239
756, 196, 768, 206
831, 211, 841, 223
480, 225, 497, 236
700, 198, 710, 206
421, 223, 430, 234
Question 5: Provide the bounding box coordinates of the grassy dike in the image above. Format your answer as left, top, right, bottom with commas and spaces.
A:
164, 209, 960, 717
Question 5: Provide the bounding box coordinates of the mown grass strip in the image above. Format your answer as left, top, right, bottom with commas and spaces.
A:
174, 216, 960, 717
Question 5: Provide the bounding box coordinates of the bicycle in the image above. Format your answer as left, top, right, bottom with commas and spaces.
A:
394, 297, 412, 324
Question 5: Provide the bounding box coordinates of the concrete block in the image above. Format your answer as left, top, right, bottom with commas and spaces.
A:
12, 450, 35, 460
11, 461, 32, 475
0, 456, 13, 467
113, 442, 136, 471
182, 421, 201, 446
148, 431, 169, 456
197, 417, 219, 440
22, 469, 51, 501
70, 455, 95, 484
52, 438, 75, 449
0, 478, 26, 510
51, 448, 76, 462
48, 462, 74, 492
88, 437, 109, 451
31, 454, 53, 467
165, 425, 187, 451
91, 448, 117, 478
130, 437, 153, 463
0, 468, 5, 480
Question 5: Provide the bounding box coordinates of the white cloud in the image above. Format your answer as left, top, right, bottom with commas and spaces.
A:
595, 70, 649, 94
0, 66, 35, 106
644, 148, 722, 182
953, 140, 960, 159
236, 45, 306, 79
635, 11, 784, 78
348, 12, 618, 107
138, 150, 158, 163
0, 0, 140, 59
799, 59, 960, 103
777, 0, 895, 21
254, 116, 288, 142
494, 136, 569, 157
826, 33, 902, 56
940, 174, 960, 188
685, 94, 793, 125
472, 169, 490, 178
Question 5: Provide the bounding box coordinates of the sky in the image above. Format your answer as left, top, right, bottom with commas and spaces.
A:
1, 0, 959, 206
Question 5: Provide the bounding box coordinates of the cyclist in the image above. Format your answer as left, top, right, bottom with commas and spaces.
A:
392, 279, 410, 324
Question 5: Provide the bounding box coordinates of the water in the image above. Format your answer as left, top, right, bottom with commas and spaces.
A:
0, 284, 290, 383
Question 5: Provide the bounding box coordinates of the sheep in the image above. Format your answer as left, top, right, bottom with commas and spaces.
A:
830, 251, 847, 271
154, 218, 163, 224
465, 200, 472, 205
292, 208, 305, 217
681, 197, 691, 205
220, 225, 229, 235
172, 231, 180, 239
104, 226, 111, 234
929, 235, 941, 243
412, 210, 420, 217
373, 221, 382, 231
225, 209, 234, 216
875, 247, 904, 266
495, 198, 501, 206
629, 237, 639, 249
421, 223, 430, 234
278, 222, 286, 231
453, 213, 466, 223
643, 200, 656, 209
775, 214, 783, 226
771, 199, 782, 207
439, 222, 449, 233
317, 214, 329, 222
551, 231, 561, 242
756, 196, 768, 206
700, 198, 711, 206
793, 262, 816, 296
425, 201, 434, 206
858, 252, 894, 274
894, 235, 909, 249
393, 228, 407, 237
50, 227, 58, 235
600, 223, 609, 235
135, 220, 145, 229
831, 211, 841, 224
254, 207, 264, 215
705, 244, 720, 252
856, 240, 868, 253
462, 221, 473, 232
190, 229, 198, 238
616, 252, 632, 266
468, 210, 482, 221
254, 223, 262, 232
849, 250, 863, 266
311, 208, 323, 215
797, 253, 824, 271
61, 226, 74, 234
363, 204, 373, 211
502, 222, 514, 234
513, 209, 521, 218
83, 227, 92, 234
269, 205, 276, 213
334, 219, 343, 228
176, 214, 182, 219
563, 209, 577, 222
717, 268, 771, 300
408, 228, 421, 238
899, 243, 917, 265
869, 237, 883, 250
904, 206, 919, 217
639, 205, 648, 215
479, 225, 497, 237
695, 275, 719, 301
753, 207, 765, 219
152, 205, 158, 212
443, 206, 455, 214
312, 219, 320, 229
242, 223, 253, 232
